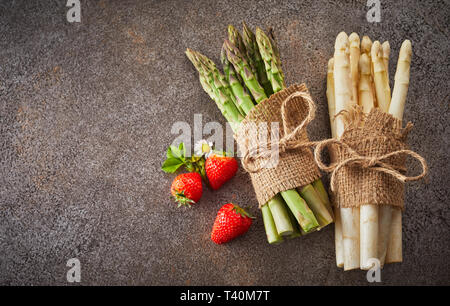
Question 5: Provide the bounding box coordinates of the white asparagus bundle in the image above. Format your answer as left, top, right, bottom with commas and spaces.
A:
386, 40, 413, 263
326, 57, 344, 267
328, 32, 413, 270
333, 32, 360, 271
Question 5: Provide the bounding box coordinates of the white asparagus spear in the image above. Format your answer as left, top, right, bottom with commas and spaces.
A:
327, 58, 337, 139
386, 210, 402, 263
371, 41, 391, 112
361, 36, 376, 107
358, 54, 375, 113
358, 53, 379, 270
382, 41, 390, 82
377, 45, 394, 266
334, 207, 344, 268
360, 205, 379, 269
333, 32, 352, 137
349, 33, 360, 106
341, 207, 360, 270
326, 57, 344, 267
389, 40, 412, 120
334, 32, 360, 271
378, 205, 393, 266
386, 40, 413, 263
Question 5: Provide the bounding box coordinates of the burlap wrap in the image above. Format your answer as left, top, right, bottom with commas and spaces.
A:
314, 107, 427, 210
235, 83, 321, 208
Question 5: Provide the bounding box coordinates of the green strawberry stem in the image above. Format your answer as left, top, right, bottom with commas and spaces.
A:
281, 189, 319, 233
173, 191, 195, 208
312, 179, 334, 218
261, 204, 283, 244
267, 194, 294, 236
299, 184, 334, 228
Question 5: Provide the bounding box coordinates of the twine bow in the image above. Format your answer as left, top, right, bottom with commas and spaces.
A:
314, 138, 428, 192
242, 90, 316, 173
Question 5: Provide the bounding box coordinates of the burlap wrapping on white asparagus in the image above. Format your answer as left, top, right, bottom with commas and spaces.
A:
235, 83, 321, 208
314, 107, 428, 210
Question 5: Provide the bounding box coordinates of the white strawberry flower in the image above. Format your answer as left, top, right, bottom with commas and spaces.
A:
194, 139, 213, 158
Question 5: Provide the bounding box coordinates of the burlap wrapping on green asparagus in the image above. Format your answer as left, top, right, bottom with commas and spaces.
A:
235, 83, 321, 208
314, 107, 427, 211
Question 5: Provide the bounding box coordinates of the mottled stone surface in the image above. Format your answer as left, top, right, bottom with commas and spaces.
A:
0, 0, 448, 285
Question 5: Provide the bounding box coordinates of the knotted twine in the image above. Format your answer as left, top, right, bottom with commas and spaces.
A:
235, 83, 321, 208
313, 107, 428, 210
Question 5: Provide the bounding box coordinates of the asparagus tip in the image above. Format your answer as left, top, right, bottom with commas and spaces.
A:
335, 32, 348, 50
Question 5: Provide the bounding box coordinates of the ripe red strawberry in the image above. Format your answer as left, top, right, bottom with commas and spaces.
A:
205, 153, 238, 190
171, 173, 202, 207
211, 203, 253, 244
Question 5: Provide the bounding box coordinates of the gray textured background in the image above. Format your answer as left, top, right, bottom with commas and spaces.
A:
0, 0, 449, 285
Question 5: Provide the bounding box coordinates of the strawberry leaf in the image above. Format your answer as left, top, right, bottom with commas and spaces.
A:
166, 146, 174, 159
169, 144, 184, 160
162, 142, 208, 182
162, 157, 184, 173
179, 142, 186, 157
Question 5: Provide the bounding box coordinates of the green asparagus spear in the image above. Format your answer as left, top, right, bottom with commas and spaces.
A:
228, 25, 256, 74
281, 189, 319, 233
267, 27, 285, 83
242, 22, 273, 96
186, 49, 243, 130
299, 184, 333, 228
195, 52, 245, 117
220, 44, 256, 115
197, 75, 240, 132
267, 194, 294, 236
286, 205, 302, 238
224, 39, 268, 103
255, 27, 285, 93
261, 204, 284, 244
312, 179, 334, 218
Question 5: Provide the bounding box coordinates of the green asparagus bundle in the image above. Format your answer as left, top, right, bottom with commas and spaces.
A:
186, 23, 333, 244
